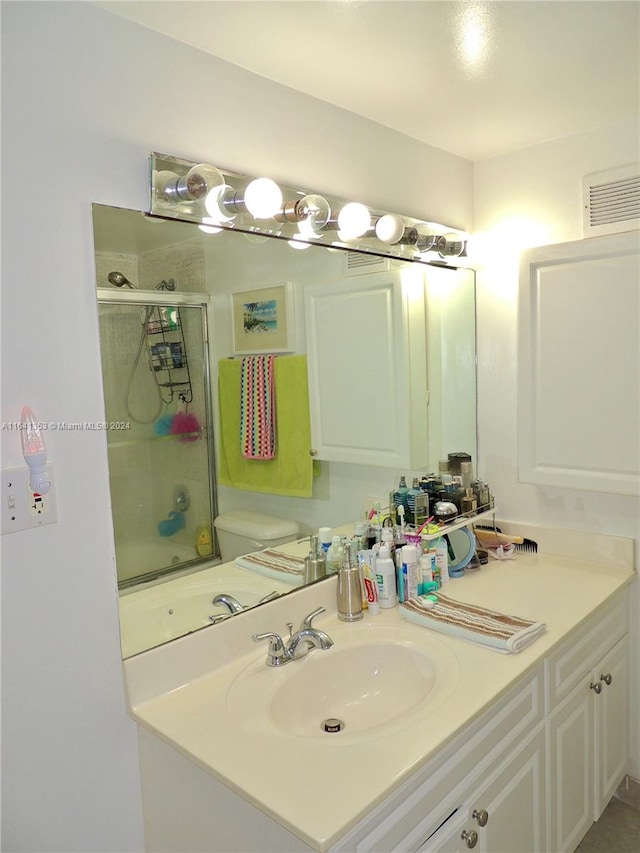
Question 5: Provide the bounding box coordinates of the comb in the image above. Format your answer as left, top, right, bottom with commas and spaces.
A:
473, 525, 538, 554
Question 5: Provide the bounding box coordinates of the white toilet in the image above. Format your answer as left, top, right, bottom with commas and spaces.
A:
214, 509, 299, 562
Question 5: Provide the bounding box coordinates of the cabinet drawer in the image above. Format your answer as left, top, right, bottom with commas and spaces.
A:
333, 665, 544, 852
545, 592, 628, 710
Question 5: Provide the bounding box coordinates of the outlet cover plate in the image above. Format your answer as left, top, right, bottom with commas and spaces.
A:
1, 464, 57, 534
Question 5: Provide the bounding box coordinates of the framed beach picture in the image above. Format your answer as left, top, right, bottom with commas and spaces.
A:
231, 282, 294, 354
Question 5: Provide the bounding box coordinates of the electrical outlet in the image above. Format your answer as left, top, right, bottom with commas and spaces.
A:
1, 464, 57, 534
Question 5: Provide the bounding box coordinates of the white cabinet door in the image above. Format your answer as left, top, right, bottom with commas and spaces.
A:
518, 230, 640, 496
548, 633, 630, 852
304, 269, 428, 468
472, 727, 546, 853
425, 728, 546, 853
548, 680, 594, 853
595, 635, 629, 817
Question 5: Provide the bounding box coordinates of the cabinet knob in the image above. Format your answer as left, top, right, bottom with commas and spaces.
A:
309, 449, 318, 457
590, 680, 603, 694
460, 829, 478, 848
601, 673, 613, 686
472, 808, 489, 827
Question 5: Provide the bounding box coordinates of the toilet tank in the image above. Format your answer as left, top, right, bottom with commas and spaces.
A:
214, 510, 299, 562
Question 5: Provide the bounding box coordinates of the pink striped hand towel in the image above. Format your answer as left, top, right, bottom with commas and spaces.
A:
240, 355, 278, 459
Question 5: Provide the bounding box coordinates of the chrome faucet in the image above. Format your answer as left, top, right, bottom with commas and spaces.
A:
253, 606, 334, 667
213, 593, 244, 614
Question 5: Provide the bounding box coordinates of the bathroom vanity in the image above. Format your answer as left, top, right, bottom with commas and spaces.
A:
124, 527, 634, 853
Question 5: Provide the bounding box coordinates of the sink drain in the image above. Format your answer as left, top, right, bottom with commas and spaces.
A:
321, 718, 345, 733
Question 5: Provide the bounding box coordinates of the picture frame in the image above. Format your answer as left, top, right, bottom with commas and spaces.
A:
231, 282, 294, 354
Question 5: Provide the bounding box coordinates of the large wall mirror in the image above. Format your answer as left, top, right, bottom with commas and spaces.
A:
93, 203, 477, 658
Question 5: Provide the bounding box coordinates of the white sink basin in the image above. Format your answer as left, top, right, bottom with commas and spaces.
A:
226, 624, 460, 739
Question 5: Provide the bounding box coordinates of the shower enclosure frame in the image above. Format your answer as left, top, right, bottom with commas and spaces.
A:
97, 287, 219, 589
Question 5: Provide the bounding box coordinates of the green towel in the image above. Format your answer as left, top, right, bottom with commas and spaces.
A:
217, 355, 314, 497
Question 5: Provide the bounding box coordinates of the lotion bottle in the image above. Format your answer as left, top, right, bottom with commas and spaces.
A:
375, 544, 397, 608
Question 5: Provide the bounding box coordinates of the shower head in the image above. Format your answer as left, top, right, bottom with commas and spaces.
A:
108, 271, 136, 289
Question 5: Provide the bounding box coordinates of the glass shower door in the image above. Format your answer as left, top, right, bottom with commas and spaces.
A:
97, 294, 217, 588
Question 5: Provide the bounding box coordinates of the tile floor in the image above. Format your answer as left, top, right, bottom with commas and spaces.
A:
576, 783, 640, 852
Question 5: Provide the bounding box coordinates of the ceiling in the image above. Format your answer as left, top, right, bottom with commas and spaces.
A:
95, 1, 639, 161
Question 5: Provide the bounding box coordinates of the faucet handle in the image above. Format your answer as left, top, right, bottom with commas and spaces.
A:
300, 606, 326, 630
252, 632, 292, 666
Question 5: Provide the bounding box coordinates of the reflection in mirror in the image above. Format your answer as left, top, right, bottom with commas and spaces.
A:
92, 204, 477, 658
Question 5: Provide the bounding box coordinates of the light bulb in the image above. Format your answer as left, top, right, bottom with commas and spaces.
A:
437, 232, 465, 258
337, 202, 371, 240
198, 217, 223, 235
288, 235, 312, 250
243, 178, 283, 219
20, 406, 51, 494
204, 184, 237, 223
155, 164, 224, 204
182, 164, 224, 201
297, 194, 331, 237
375, 214, 405, 244
415, 226, 439, 254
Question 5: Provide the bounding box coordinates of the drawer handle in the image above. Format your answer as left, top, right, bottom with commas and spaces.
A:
601, 673, 613, 686
461, 829, 478, 849
590, 680, 602, 694
472, 809, 489, 827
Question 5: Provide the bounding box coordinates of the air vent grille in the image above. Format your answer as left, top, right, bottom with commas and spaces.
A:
583, 165, 640, 237
344, 251, 390, 276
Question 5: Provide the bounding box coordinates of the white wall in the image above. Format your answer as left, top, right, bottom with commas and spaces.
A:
0, 4, 472, 851
473, 119, 640, 777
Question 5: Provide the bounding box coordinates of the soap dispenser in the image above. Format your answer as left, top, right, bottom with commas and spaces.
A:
304, 534, 327, 583
337, 543, 363, 622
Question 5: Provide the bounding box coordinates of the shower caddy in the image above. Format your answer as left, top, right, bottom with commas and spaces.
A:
144, 305, 193, 404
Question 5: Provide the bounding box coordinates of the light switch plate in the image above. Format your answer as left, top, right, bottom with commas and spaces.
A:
1, 464, 57, 534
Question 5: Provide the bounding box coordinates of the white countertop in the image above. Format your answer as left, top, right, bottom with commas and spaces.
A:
125, 531, 635, 851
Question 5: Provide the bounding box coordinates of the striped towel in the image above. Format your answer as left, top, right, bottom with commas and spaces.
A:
235, 548, 305, 586
400, 592, 546, 654
240, 355, 277, 459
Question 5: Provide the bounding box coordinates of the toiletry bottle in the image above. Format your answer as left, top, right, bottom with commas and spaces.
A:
419, 552, 435, 594
304, 534, 327, 583
435, 537, 449, 585
449, 476, 466, 512
401, 544, 420, 602
381, 527, 396, 564
351, 522, 368, 555
195, 524, 213, 557
326, 535, 344, 574
460, 460, 474, 491
318, 527, 332, 555
407, 477, 422, 526
462, 488, 478, 517
337, 543, 363, 622
427, 543, 441, 587
394, 475, 409, 520
376, 544, 397, 608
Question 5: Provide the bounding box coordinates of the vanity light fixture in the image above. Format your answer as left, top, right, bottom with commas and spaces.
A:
149, 153, 468, 265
